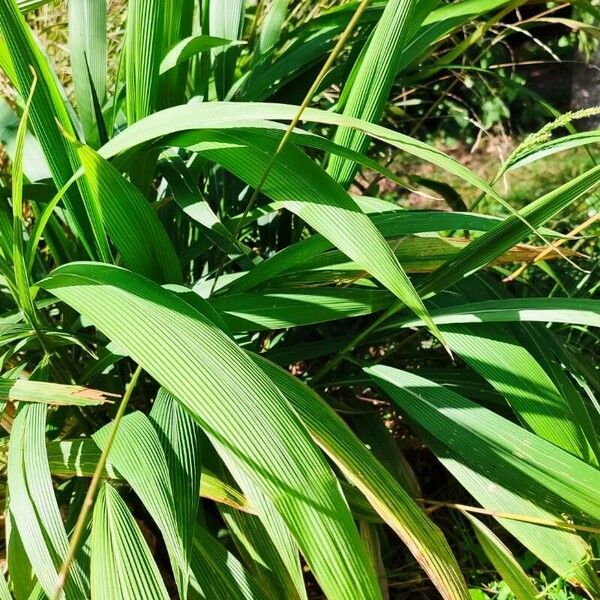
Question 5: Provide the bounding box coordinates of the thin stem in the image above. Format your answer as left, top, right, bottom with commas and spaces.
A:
504, 211, 600, 282
421, 499, 600, 535
209, 0, 371, 296
52, 364, 143, 600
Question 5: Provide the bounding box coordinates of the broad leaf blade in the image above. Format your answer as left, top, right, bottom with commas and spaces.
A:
255, 355, 470, 600
40, 262, 382, 600
90, 483, 170, 600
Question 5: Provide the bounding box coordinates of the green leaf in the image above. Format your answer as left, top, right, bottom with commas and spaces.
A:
0, 0, 96, 254
463, 513, 539, 600
68, 0, 107, 148
93, 411, 191, 599
95, 102, 511, 214
217, 463, 307, 600
73, 140, 183, 283
327, 0, 438, 187
397, 297, 600, 329
210, 287, 392, 332
0, 378, 114, 406
258, 0, 290, 55
0, 544, 14, 600
189, 527, 269, 600
176, 128, 444, 344
421, 163, 600, 295
47, 436, 265, 518
6, 511, 36, 600
367, 365, 600, 523
158, 0, 194, 107
90, 483, 170, 600
149, 388, 202, 593
209, 0, 245, 99
366, 365, 600, 594
97, 100, 553, 272
160, 35, 238, 75
8, 403, 88, 599
40, 262, 382, 600
255, 355, 470, 600
225, 210, 506, 294
125, 0, 163, 123
11, 73, 39, 324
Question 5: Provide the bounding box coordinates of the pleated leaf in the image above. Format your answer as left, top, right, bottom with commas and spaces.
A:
254, 355, 470, 600
174, 128, 444, 344
464, 513, 539, 600
73, 139, 182, 283
0, 0, 96, 252
40, 261, 382, 600
68, 0, 107, 148
399, 297, 600, 329
125, 0, 163, 123
439, 322, 592, 459
159, 0, 194, 107
210, 287, 393, 332
149, 387, 202, 593
189, 527, 269, 600
8, 403, 88, 599
93, 411, 190, 599
258, 0, 290, 55
209, 0, 245, 99
90, 483, 169, 600
367, 366, 600, 523
160, 35, 237, 75
327, 0, 438, 187
366, 365, 600, 593
217, 461, 306, 600
46, 438, 253, 513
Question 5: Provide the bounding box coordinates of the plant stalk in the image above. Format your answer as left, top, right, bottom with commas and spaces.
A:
209, 0, 371, 295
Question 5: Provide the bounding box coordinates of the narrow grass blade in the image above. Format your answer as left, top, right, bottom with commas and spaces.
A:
68, 0, 107, 148
463, 513, 539, 600
327, 0, 437, 187
90, 483, 169, 599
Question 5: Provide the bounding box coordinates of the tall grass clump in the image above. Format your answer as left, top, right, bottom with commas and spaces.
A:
0, 0, 599, 598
